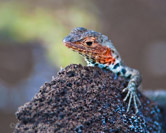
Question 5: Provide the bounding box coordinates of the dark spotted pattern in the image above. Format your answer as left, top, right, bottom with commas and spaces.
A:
113, 63, 120, 69
121, 68, 127, 75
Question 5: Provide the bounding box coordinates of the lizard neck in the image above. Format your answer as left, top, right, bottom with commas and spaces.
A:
85, 55, 128, 78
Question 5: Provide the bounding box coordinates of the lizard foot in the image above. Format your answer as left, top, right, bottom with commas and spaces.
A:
122, 82, 141, 113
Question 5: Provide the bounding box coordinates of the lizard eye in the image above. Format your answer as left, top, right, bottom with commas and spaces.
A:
86, 41, 93, 46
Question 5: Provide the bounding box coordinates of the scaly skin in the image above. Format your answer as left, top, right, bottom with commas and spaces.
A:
63, 27, 142, 113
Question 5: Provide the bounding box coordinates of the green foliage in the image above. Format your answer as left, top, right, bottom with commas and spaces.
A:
0, 2, 99, 67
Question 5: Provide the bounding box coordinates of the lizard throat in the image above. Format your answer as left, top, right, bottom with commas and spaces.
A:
84, 55, 116, 66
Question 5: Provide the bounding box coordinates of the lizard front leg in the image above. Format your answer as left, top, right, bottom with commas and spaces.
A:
122, 66, 142, 113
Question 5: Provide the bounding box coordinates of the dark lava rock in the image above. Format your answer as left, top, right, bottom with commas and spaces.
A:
14, 64, 164, 133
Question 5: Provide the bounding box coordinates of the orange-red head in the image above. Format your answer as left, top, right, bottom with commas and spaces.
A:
63, 27, 116, 65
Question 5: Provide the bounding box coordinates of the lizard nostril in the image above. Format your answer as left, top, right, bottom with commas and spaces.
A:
63, 36, 71, 43
86, 41, 93, 46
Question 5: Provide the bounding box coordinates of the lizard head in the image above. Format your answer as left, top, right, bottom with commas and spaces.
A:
63, 27, 116, 65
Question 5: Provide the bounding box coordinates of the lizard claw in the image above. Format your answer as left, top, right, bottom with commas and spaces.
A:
122, 82, 141, 113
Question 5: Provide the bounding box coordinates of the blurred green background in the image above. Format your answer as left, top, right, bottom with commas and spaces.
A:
0, 0, 166, 132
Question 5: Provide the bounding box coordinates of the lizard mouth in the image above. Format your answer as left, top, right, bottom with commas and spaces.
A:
63, 41, 87, 53
63, 36, 90, 54
63, 37, 116, 65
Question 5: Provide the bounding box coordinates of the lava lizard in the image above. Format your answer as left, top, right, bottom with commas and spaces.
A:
63, 27, 142, 113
